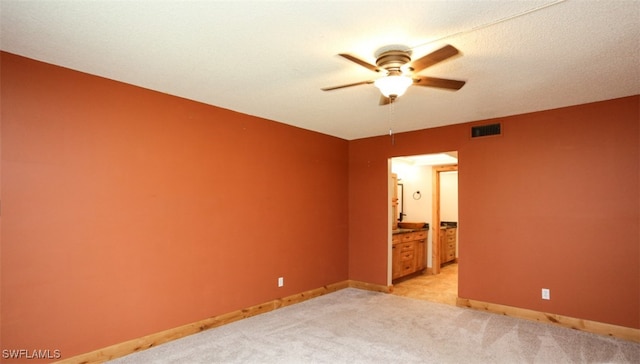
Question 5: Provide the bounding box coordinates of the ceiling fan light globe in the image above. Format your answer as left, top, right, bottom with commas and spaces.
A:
374, 75, 413, 98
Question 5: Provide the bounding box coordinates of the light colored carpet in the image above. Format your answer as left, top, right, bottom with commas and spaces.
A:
110, 288, 639, 363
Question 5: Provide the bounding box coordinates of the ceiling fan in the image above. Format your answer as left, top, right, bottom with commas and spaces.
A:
322, 44, 466, 105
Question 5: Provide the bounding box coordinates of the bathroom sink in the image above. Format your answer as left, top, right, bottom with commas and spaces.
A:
397, 222, 426, 229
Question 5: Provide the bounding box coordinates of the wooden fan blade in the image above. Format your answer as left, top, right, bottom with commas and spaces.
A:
413, 76, 466, 90
409, 45, 460, 73
338, 54, 381, 72
321, 80, 373, 91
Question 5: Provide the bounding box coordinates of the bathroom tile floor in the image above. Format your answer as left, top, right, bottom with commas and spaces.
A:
392, 263, 458, 306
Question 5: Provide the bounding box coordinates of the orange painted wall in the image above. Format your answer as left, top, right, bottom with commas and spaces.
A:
1, 50, 638, 362
0, 52, 349, 361
349, 95, 640, 329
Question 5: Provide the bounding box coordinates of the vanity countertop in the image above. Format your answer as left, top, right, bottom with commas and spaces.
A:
440, 221, 458, 229
392, 227, 429, 235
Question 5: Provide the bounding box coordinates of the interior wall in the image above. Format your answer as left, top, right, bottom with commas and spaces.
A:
391, 160, 432, 223
2, 50, 638, 362
0, 52, 349, 360
349, 95, 640, 329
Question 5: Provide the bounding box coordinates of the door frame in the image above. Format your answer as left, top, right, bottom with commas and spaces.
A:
431, 164, 458, 275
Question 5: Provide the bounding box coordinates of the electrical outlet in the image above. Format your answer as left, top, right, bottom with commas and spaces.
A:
541, 288, 550, 300
278, 277, 284, 287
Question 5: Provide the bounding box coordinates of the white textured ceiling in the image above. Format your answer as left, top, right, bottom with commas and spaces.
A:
1, 0, 639, 140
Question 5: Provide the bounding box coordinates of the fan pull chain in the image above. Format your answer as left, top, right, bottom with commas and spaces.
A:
388, 97, 396, 145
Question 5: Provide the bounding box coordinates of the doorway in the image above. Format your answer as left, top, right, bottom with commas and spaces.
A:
390, 153, 459, 305
432, 165, 458, 275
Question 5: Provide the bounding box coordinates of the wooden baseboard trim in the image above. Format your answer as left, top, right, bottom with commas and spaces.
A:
347, 279, 393, 293
457, 297, 640, 343
57, 281, 352, 364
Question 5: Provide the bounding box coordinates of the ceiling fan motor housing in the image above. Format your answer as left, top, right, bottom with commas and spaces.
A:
376, 50, 411, 71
